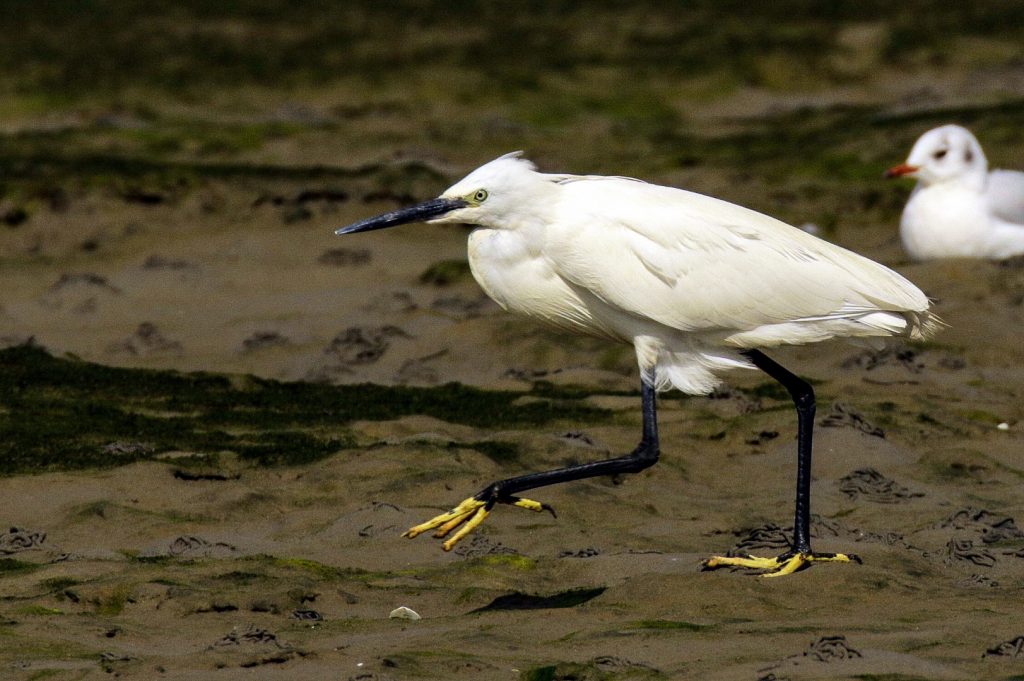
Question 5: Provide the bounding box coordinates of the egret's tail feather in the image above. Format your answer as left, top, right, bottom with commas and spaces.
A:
908, 310, 945, 341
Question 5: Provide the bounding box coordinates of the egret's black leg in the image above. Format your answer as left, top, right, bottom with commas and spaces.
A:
483, 377, 660, 496
743, 349, 814, 553
702, 349, 860, 576
404, 377, 661, 550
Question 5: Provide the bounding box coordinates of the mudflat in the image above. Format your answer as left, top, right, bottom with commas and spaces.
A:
2, 4, 1024, 679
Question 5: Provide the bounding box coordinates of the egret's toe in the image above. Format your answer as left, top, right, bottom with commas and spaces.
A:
402, 493, 553, 550
703, 550, 860, 577
510, 496, 556, 516
402, 496, 482, 541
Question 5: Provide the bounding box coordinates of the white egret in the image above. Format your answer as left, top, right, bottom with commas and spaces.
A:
337, 152, 939, 576
886, 124, 1024, 260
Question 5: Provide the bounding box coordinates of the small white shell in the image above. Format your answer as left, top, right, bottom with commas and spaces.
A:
997, 422, 1010, 431
388, 606, 421, 621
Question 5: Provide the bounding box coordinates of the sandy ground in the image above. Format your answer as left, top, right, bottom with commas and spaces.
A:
3, 170, 1024, 680
3, 5, 1024, 680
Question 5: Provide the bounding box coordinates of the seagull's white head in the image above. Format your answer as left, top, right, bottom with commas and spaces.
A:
886, 125, 988, 188
335, 152, 555, 236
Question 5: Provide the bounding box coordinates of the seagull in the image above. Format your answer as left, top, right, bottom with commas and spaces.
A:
886, 124, 1024, 260
337, 152, 939, 576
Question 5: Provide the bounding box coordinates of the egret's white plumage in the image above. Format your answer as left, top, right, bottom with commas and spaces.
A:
337, 152, 938, 571
888, 125, 1024, 261
438, 153, 937, 394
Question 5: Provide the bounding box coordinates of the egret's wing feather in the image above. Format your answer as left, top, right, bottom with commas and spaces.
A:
987, 169, 1024, 225
548, 179, 932, 343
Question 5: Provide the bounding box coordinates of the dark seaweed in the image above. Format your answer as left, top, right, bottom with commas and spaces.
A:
0, 346, 608, 474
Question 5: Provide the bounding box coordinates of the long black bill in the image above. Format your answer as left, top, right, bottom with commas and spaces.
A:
335, 197, 468, 236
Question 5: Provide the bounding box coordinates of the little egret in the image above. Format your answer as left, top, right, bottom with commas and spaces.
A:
337, 152, 939, 576
886, 124, 1024, 260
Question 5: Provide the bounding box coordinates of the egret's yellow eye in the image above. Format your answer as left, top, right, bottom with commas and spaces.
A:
473, 189, 488, 203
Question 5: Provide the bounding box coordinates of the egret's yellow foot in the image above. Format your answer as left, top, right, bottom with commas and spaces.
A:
402, 494, 552, 551
702, 550, 860, 577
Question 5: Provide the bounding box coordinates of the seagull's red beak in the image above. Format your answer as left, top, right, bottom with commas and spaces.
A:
884, 163, 919, 178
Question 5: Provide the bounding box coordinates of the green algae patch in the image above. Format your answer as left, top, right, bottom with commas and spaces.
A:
747, 380, 792, 402
522, 666, 559, 681
476, 554, 537, 571
271, 557, 349, 581
128, 554, 173, 566
444, 553, 540, 585
0, 346, 609, 475
627, 619, 711, 632
15, 605, 63, 616
957, 408, 1005, 426
212, 571, 267, 586
38, 577, 80, 592
91, 587, 132, 616
268, 557, 377, 583
0, 558, 40, 577
419, 259, 472, 286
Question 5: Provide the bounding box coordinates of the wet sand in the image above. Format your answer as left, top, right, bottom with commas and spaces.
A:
3, 4, 1024, 679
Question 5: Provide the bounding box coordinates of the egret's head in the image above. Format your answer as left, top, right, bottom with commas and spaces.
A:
335, 152, 545, 236
885, 124, 988, 187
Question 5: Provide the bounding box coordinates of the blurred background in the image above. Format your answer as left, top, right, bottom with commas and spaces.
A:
1, 0, 1023, 387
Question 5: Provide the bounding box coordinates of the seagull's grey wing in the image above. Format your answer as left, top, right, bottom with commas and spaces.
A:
987, 169, 1024, 225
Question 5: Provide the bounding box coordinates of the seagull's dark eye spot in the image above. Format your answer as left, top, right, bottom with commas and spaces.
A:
474, 189, 488, 203
965, 149, 974, 163
933, 149, 947, 160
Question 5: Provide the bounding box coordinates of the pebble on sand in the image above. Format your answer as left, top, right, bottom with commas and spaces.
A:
389, 606, 422, 621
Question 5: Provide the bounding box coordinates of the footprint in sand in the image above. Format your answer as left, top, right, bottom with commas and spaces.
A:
819, 403, 886, 438
0, 526, 46, 554
837, 468, 923, 503
985, 636, 1024, 658
939, 507, 1024, 544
